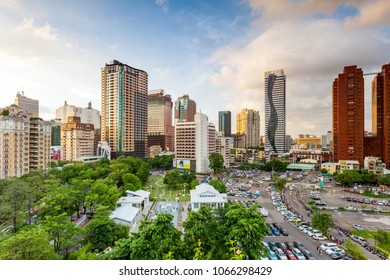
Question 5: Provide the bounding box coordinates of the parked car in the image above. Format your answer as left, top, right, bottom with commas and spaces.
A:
271, 226, 281, 236
313, 233, 327, 240
279, 227, 289, 236
315, 200, 327, 207
325, 246, 345, 256
331, 251, 346, 260
293, 241, 305, 250
274, 248, 288, 260
301, 249, 316, 260
285, 242, 295, 251
352, 224, 364, 230
276, 242, 288, 251
268, 250, 278, 260
291, 248, 306, 260
261, 241, 270, 251
268, 242, 278, 251
284, 249, 298, 260
320, 243, 338, 251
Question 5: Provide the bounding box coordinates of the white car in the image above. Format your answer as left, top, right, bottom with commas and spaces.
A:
313, 233, 327, 240
291, 248, 306, 260
325, 247, 345, 256
307, 229, 321, 237
320, 242, 338, 251
352, 224, 364, 230
274, 248, 288, 260
302, 227, 313, 234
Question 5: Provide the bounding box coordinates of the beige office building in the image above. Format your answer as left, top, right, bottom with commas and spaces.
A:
101, 60, 148, 158
147, 89, 173, 152
236, 108, 260, 148
14, 91, 39, 117
61, 116, 95, 161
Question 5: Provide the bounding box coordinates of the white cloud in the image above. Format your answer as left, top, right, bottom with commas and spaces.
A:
155, 0, 169, 13
345, 0, 390, 29
17, 18, 58, 41
209, 3, 390, 137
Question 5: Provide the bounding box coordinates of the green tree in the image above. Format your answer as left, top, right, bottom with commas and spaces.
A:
222, 203, 268, 260
85, 179, 119, 211
136, 162, 150, 185
41, 213, 84, 256
120, 173, 142, 196
275, 178, 287, 190
378, 174, 390, 186
0, 227, 60, 260
209, 179, 227, 193
264, 160, 288, 172
130, 213, 184, 260
209, 153, 224, 174
183, 205, 219, 259
311, 212, 334, 236
85, 215, 129, 252
321, 168, 328, 174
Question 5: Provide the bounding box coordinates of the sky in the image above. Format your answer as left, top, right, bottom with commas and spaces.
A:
1, 0, 390, 139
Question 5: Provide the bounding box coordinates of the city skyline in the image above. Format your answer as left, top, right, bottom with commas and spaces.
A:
1, 1, 390, 138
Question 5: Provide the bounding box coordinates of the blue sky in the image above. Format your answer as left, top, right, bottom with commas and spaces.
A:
1, 0, 390, 138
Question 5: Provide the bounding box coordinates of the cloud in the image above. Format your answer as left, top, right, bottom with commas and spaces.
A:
345, 0, 390, 29
17, 18, 58, 41
155, 0, 169, 14
208, 4, 390, 136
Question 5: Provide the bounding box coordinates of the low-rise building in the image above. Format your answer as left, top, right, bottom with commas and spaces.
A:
364, 156, 386, 175
321, 162, 340, 175
190, 182, 227, 212
109, 205, 140, 228
339, 160, 360, 172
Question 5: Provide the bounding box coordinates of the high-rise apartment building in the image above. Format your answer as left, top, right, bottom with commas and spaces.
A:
265, 69, 286, 153
61, 116, 95, 161
14, 91, 39, 117
332, 65, 365, 166
147, 89, 173, 152
236, 108, 260, 148
216, 136, 233, 168
218, 111, 231, 137
174, 113, 215, 173
101, 60, 148, 158
0, 115, 30, 178
366, 62, 390, 168
29, 119, 51, 172
174, 95, 196, 122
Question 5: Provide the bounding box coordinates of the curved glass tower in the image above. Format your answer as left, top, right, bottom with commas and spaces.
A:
265, 69, 286, 153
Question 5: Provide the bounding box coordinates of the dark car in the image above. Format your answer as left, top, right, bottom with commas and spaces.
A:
268, 241, 278, 251
279, 227, 289, 236
272, 223, 281, 230
276, 242, 287, 251
285, 242, 295, 251
271, 226, 281, 236
346, 197, 352, 201
352, 198, 358, 203
293, 241, 305, 250
301, 249, 316, 260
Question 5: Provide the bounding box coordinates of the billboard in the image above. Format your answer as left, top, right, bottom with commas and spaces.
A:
176, 159, 191, 170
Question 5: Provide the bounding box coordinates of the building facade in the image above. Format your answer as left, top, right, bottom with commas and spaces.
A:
236, 108, 260, 148
55, 101, 101, 129
218, 111, 231, 137
174, 113, 216, 173
216, 136, 233, 168
147, 89, 173, 152
174, 95, 196, 122
61, 116, 95, 161
332, 65, 364, 166
14, 91, 39, 117
101, 60, 148, 158
265, 69, 286, 153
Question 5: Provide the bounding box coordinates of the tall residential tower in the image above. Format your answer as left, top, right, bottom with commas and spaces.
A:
218, 111, 231, 137
265, 69, 286, 153
332, 65, 364, 166
174, 95, 196, 122
101, 60, 148, 158
236, 108, 260, 147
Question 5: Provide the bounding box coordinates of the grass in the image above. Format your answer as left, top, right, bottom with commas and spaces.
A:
145, 175, 191, 202
350, 229, 390, 256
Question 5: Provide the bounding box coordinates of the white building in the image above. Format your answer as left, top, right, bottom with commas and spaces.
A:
364, 156, 386, 175
55, 101, 100, 129
175, 112, 216, 173
216, 136, 233, 168
190, 182, 227, 212
118, 190, 150, 209
339, 160, 360, 172
109, 205, 140, 228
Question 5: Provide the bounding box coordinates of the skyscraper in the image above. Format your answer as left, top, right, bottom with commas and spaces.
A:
332, 65, 364, 165
174, 95, 196, 122
265, 69, 286, 153
14, 91, 39, 117
101, 60, 148, 158
236, 108, 260, 147
218, 111, 231, 137
147, 89, 173, 152
368, 62, 390, 168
